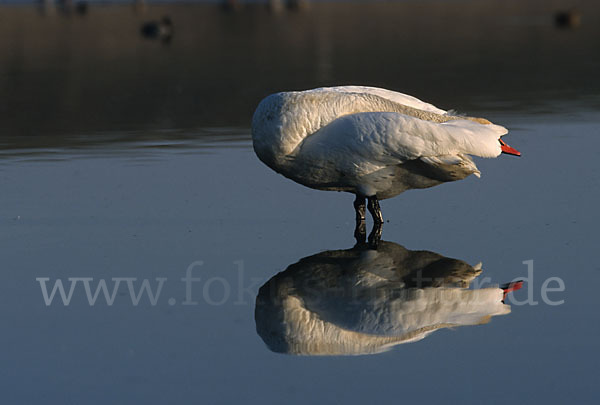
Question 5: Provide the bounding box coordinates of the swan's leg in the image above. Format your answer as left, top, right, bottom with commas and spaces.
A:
354, 221, 366, 246
367, 196, 383, 224
368, 222, 382, 249
353, 195, 366, 222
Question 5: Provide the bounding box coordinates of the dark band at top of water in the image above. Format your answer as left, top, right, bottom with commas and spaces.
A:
1, 0, 599, 152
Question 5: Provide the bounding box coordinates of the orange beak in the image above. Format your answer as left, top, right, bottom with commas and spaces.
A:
499, 139, 521, 156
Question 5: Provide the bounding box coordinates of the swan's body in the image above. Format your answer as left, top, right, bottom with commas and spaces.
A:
251, 86, 518, 222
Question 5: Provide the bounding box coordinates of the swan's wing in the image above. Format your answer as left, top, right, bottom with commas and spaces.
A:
420, 155, 482, 178
314, 86, 448, 115
298, 111, 506, 174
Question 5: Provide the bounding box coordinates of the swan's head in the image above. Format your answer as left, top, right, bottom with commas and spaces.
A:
251, 93, 299, 169
471, 116, 520, 156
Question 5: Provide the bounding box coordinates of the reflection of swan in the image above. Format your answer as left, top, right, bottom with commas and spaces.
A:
255, 240, 513, 356
251, 86, 520, 223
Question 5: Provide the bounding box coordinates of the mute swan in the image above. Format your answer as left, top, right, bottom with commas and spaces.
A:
251, 86, 520, 223
255, 240, 517, 356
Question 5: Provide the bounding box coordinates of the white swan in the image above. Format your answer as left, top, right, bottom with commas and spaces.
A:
251, 86, 520, 222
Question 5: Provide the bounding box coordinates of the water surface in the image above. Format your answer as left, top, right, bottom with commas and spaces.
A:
1, 1, 599, 403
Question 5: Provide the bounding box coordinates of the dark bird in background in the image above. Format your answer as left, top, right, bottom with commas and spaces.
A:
286, 0, 309, 11
46, 0, 88, 16
554, 8, 582, 29
141, 16, 174, 43
75, 1, 88, 15
221, 0, 242, 13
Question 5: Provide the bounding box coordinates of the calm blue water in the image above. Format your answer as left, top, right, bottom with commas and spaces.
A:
1, 107, 599, 403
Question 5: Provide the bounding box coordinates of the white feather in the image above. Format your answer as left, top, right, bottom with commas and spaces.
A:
313, 85, 448, 115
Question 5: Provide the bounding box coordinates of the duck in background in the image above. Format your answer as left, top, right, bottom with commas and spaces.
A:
555, 8, 582, 29
141, 16, 174, 44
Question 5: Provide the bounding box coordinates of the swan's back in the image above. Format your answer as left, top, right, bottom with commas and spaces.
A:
253, 88, 446, 162
251, 87, 504, 168
315, 85, 447, 114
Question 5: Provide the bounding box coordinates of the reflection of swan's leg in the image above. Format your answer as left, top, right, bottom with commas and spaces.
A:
367, 196, 383, 224
353, 195, 366, 222
354, 221, 366, 246
368, 222, 382, 249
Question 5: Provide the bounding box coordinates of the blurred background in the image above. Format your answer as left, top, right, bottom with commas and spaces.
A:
0, 0, 598, 150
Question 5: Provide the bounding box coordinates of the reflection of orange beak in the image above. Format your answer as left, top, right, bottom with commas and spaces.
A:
499, 139, 521, 156
501, 280, 524, 302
